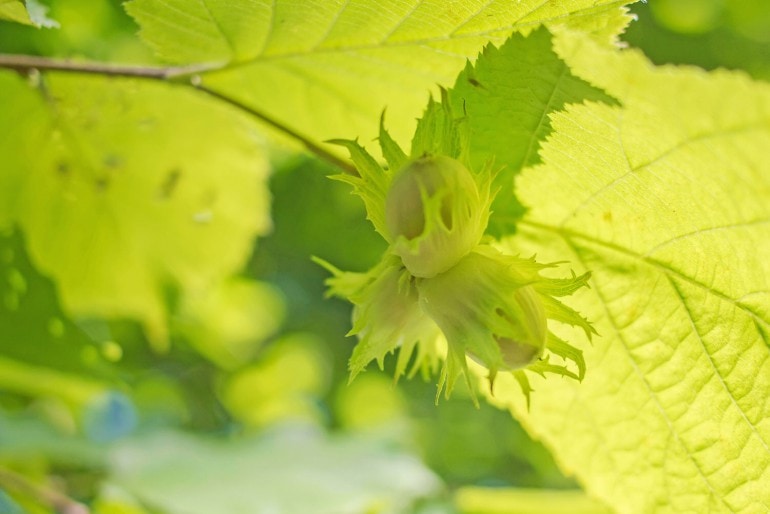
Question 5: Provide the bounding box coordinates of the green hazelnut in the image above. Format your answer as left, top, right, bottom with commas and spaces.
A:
385, 155, 489, 278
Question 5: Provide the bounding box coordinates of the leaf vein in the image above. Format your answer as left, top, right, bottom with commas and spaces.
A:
561, 236, 733, 511
666, 275, 770, 475
208, 0, 633, 72
256, 0, 277, 57
378, 0, 425, 45
198, 0, 236, 58
520, 63, 569, 171
643, 218, 770, 257
309, 0, 351, 52
562, 120, 768, 226
448, 0, 497, 37
521, 220, 770, 336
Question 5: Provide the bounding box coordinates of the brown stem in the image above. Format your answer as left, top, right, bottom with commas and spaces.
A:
0, 53, 210, 79
0, 53, 357, 175
192, 84, 358, 175
0, 466, 89, 514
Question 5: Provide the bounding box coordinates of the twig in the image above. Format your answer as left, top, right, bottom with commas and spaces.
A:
192, 83, 358, 175
0, 53, 357, 175
0, 466, 89, 514
0, 53, 211, 79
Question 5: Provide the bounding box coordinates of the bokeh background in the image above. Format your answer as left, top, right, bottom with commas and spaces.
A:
1, 1, 768, 513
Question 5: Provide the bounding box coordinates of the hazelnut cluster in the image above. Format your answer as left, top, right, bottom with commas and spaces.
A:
319, 109, 593, 403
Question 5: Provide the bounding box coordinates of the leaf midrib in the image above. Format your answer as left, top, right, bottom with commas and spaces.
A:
200, 0, 632, 73
522, 219, 770, 507
520, 219, 770, 332
561, 236, 732, 512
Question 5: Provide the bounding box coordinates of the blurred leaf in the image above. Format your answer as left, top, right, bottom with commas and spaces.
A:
649, 0, 723, 34
0, 72, 271, 347
125, 0, 639, 147
0, 226, 109, 376
0, 411, 104, 466
110, 428, 443, 514
0, 0, 57, 28
455, 487, 611, 514
725, 0, 770, 43
0, 227, 136, 440
222, 333, 331, 428
623, 2, 770, 81
0, 489, 26, 514
92, 486, 150, 514
177, 278, 285, 369
483, 28, 770, 512
335, 373, 408, 432
0, 0, 150, 62
0, 0, 32, 25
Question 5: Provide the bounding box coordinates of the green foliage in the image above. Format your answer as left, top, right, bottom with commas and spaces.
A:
479, 28, 770, 512
110, 429, 442, 514
0, 0, 32, 25
0, 71, 271, 346
1, 1, 769, 513
321, 102, 593, 403
456, 487, 612, 514
124, 0, 639, 146
624, 2, 770, 81
0, 227, 108, 376
0, 0, 57, 28
442, 27, 617, 235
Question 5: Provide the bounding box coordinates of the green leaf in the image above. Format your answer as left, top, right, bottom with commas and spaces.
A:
0, 72, 271, 346
444, 27, 617, 236
455, 486, 611, 514
124, 0, 639, 149
0, 0, 30, 24
111, 429, 443, 514
484, 31, 770, 512
0, 226, 109, 375
0, 230, 136, 442
0, 410, 105, 466
0, 0, 58, 28
176, 278, 285, 369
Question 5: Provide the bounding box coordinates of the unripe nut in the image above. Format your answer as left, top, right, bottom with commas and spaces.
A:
385, 155, 486, 278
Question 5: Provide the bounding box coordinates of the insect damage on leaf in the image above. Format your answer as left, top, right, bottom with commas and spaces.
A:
320, 96, 595, 405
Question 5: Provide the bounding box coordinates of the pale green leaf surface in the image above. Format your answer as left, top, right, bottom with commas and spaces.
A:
483, 33, 770, 513
0, 72, 271, 344
456, 486, 612, 514
110, 429, 442, 514
0, 0, 31, 25
177, 278, 286, 369
0, 0, 57, 27
125, 0, 638, 148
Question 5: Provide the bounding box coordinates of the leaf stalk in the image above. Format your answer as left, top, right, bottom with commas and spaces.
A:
0, 53, 356, 174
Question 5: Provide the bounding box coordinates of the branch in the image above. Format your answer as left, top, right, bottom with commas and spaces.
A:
0, 466, 89, 514
0, 53, 357, 175
0, 53, 211, 79
192, 84, 358, 175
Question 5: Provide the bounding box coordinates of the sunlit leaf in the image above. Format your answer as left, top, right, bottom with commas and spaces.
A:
481, 30, 770, 512
442, 27, 616, 236
221, 333, 331, 428
177, 278, 285, 369
0, 0, 57, 28
125, 0, 639, 147
455, 487, 611, 514
0, 72, 271, 346
111, 429, 443, 514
